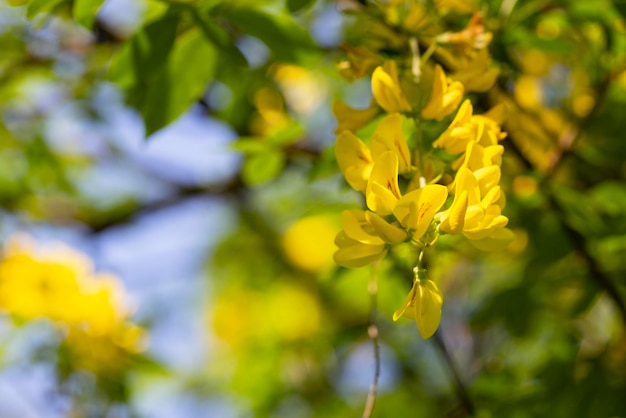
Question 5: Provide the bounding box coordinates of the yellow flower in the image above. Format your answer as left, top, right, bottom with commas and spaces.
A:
393, 184, 448, 243
334, 210, 406, 268
370, 113, 412, 173
472, 114, 507, 147
432, 99, 475, 155
371, 61, 412, 113
332, 100, 380, 134
335, 130, 375, 191
422, 65, 464, 120
439, 168, 509, 239
366, 151, 402, 216
282, 215, 339, 273
336, 114, 412, 191
451, 140, 504, 178
393, 270, 443, 339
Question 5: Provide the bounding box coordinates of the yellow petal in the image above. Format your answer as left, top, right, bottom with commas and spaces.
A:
341, 210, 385, 245
422, 65, 464, 121
469, 227, 515, 251
365, 211, 407, 245
393, 282, 417, 321
474, 165, 501, 197
455, 168, 481, 206
366, 151, 401, 215
480, 185, 502, 208
393, 184, 448, 241
463, 206, 509, 240
432, 100, 475, 155
371, 62, 412, 113
440, 190, 468, 234
335, 131, 374, 191
370, 114, 412, 173
414, 279, 443, 339
334, 232, 386, 268
332, 100, 380, 134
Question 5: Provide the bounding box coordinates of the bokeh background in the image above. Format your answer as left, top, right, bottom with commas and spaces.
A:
0, 0, 626, 417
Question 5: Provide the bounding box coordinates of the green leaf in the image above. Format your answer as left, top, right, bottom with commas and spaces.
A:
231, 138, 267, 154
72, 0, 105, 28
140, 28, 217, 135
109, 14, 218, 135
26, 0, 67, 19
188, 9, 247, 68
266, 120, 303, 146
108, 12, 180, 90
242, 150, 285, 185
224, 7, 319, 64
287, 0, 315, 13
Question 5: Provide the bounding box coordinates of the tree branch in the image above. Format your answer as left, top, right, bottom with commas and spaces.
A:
432, 331, 475, 417
362, 263, 381, 418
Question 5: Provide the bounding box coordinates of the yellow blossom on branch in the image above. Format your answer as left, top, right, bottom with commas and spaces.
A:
432, 99, 475, 154
370, 113, 412, 173
438, 167, 509, 240
335, 114, 412, 191
334, 210, 405, 268
335, 130, 375, 191
372, 61, 412, 113
393, 184, 448, 243
366, 151, 402, 215
393, 269, 443, 339
422, 64, 464, 120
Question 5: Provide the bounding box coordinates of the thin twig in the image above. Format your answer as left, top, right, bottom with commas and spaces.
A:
362, 263, 381, 418
432, 330, 475, 416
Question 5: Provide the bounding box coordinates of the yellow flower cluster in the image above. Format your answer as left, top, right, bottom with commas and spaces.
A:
332, 9, 513, 339
0, 235, 144, 369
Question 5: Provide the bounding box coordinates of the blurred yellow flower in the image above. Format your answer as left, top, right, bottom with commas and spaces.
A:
372, 61, 412, 113
422, 65, 464, 121
0, 235, 146, 379
273, 64, 327, 114
0, 235, 142, 342
450, 49, 499, 93
282, 215, 339, 273
437, 13, 492, 50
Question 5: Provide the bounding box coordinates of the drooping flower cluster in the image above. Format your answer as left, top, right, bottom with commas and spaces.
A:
333, 7, 513, 339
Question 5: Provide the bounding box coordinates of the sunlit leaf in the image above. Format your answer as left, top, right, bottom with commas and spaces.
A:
242, 149, 285, 185
72, 0, 105, 28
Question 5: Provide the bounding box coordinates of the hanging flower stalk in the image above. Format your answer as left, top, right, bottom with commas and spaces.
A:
333, 4, 513, 339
